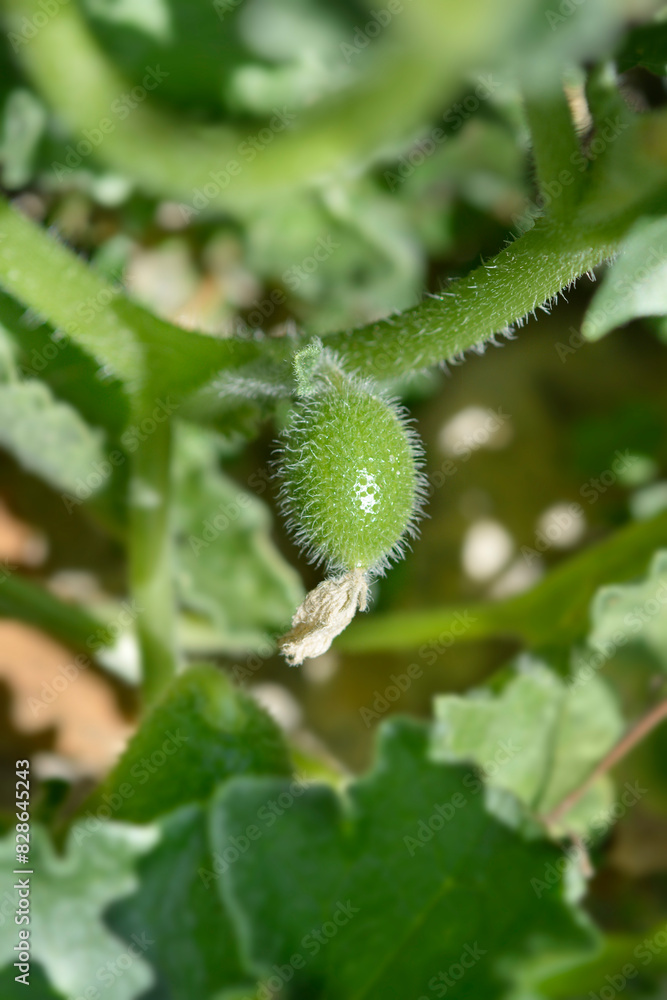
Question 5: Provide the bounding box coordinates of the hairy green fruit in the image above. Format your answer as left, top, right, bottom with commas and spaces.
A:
279, 348, 426, 577
276, 345, 426, 665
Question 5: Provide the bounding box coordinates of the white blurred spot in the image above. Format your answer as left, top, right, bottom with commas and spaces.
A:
536, 502, 586, 549
302, 652, 339, 685
47, 570, 105, 602
91, 174, 133, 207
250, 682, 303, 732
488, 557, 543, 599
438, 405, 512, 456
461, 519, 514, 581
155, 201, 191, 231
97, 632, 141, 685
630, 481, 667, 521
125, 241, 198, 318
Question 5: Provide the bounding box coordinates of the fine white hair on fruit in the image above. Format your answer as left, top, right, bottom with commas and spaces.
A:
276, 344, 427, 579
275, 341, 428, 665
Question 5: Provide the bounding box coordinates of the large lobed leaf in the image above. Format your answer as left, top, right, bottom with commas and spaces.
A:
0, 822, 157, 1000
106, 804, 254, 1000
212, 719, 597, 999
102, 664, 293, 999
588, 548, 667, 671
430, 657, 624, 836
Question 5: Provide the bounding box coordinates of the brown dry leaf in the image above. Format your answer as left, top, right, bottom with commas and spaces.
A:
0, 621, 132, 777
0, 501, 47, 566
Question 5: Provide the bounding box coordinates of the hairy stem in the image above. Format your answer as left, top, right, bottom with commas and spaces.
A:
0, 197, 262, 405
323, 218, 628, 380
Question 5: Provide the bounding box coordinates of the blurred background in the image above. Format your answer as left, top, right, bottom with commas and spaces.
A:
0, 0, 667, 997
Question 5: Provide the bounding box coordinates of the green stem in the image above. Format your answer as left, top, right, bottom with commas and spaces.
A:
129, 416, 177, 704
0, 197, 263, 406
323, 217, 628, 379
0, 571, 109, 652
337, 509, 667, 652
0, 197, 141, 389
523, 85, 584, 221
1, 0, 502, 214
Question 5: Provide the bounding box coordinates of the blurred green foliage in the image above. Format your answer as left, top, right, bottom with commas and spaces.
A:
0, 1, 666, 998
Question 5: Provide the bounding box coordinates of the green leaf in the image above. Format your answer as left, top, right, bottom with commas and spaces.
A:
90, 664, 291, 823
0, 88, 46, 189
0, 380, 106, 493
430, 657, 624, 835
616, 22, 667, 76
213, 719, 596, 999
0, 962, 65, 999
582, 217, 667, 341
530, 922, 667, 998
0, 288, 130, 437
0, 821, 157, 1000
106, 804, 252, 1000
588, 548, 667, 671
173, 423, 303, 652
